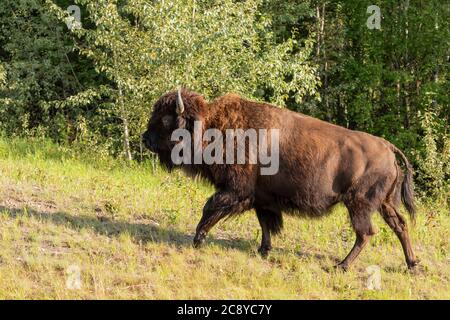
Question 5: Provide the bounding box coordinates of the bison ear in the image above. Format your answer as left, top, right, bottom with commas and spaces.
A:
176, 115, 187, 129
176, 113, 203, 132
176, 88, 185, 115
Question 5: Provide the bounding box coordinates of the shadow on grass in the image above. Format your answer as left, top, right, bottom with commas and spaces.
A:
0, 205, 350, 267
0, 205, 253, 252
296, 250, 340, 262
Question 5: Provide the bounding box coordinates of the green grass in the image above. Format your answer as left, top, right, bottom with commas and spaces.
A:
0, 137, 448, 299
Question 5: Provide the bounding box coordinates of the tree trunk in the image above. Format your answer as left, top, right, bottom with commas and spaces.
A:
118, 86, 132, 162
316, 5, 321, 57
320, 3, 331, 122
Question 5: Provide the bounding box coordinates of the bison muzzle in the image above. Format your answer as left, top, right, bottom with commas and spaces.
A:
143, 88, 419, 271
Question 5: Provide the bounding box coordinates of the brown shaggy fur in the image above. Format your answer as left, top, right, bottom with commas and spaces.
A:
143, 89, 418, 270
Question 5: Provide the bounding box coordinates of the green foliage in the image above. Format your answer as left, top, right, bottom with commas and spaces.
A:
414, 110, 449, 204
0, 0, 113, 146
0, 0, 448, 199
46, 0, 319, 160
302, 0, 449, 199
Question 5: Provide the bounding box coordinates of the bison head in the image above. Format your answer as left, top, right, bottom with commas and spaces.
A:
142, 88, 206, 170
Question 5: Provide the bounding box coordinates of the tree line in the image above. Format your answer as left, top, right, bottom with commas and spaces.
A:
0, 0, 448, 201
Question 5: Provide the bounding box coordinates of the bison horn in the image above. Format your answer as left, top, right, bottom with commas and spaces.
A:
176, 88, 185, 115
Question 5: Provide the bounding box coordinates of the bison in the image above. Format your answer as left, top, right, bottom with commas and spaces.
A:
142, 88, 419, 270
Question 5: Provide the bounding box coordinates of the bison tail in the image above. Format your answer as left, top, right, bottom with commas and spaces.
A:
391, 145, 416, 222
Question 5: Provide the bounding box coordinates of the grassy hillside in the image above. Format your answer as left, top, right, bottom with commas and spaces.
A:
0, 138, 448, 299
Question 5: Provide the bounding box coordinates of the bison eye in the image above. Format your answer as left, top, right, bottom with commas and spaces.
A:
161, 115, 174, 128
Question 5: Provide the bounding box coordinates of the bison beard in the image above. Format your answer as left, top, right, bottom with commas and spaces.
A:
143, 88, 419, 271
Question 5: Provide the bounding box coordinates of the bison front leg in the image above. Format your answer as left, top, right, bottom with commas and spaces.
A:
193, 191, 253, 248
255, 207, 283, 258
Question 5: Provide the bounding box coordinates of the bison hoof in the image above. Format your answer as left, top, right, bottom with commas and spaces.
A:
407, 258, 421, 271
258, 245, 272, 258
334, 263, 349, 272
193, 233, 206, 248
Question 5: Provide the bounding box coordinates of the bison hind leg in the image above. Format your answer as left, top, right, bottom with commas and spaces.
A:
380, 202, 418, 269
337, 180, 382, 271
337, 174, 394, 270
336, 202, 377, 271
